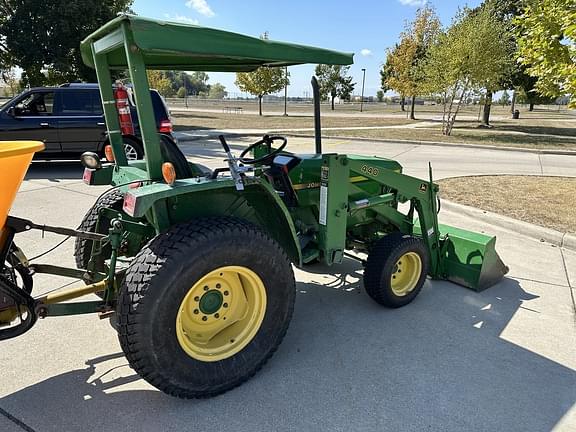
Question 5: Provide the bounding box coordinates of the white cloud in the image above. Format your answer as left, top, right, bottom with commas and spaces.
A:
186, 0, 215, 17
164, 13, 199, 25
360, 49, 372, 57
398, 0, 427, 6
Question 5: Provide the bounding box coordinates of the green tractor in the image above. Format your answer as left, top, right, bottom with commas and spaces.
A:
0, 15, 507, 398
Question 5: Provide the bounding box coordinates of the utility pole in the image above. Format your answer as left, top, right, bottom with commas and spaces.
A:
360, 68, 366, 113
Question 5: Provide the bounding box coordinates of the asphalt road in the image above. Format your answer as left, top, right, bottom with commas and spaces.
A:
1, 138, 575, 432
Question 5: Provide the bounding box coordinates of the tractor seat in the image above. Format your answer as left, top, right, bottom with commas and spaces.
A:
159, 135, 212, 179
263, 154, 301, 207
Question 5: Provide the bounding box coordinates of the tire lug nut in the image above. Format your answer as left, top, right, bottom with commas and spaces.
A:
194, 296, 200, 301
216, 283, 221, 289
204, 286, 209, 291
202, 316, 207, 321
215, 313, 220, 318
224, 291, 229, 296
193, 309, 199, 314
223, 303, 228, 308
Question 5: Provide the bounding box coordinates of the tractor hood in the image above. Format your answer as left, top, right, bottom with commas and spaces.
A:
81, 14, 354, 71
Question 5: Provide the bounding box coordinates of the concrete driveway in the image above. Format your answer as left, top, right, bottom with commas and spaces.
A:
1, 138, 575, 432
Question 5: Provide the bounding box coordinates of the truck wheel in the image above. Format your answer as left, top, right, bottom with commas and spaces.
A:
122, 137, 144, 160
74, 190, 124, 271
363, 234, 429, 308
117, 217, 295, 398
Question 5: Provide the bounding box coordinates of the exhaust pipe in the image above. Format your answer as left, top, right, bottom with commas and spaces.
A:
311, 76, 322, 154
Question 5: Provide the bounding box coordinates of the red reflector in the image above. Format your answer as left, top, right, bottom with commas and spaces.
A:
123, 192, 137, 216
128, 181, 142, 189
159, 119, 173, 133
82, 168, 93, 185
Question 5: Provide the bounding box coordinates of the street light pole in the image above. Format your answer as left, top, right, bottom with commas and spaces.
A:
284, 66, 288, 116
360, 68, 366, 113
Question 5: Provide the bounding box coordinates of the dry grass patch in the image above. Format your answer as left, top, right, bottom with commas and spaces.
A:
438, 175, 576, 233
173, 112, 412, 131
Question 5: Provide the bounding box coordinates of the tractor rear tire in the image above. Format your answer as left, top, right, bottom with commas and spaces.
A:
363, 234, 429, 308
74, 189, 124, 271
117, 217, 295, 398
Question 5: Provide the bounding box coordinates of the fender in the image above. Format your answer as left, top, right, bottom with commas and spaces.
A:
122, 177, 302, 265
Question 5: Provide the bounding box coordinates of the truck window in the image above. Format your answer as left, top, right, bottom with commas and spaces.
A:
59, 90, 102, 116
15, 91, 55, 116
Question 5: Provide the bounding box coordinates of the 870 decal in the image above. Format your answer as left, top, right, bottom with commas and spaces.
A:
360, 164, 379, 176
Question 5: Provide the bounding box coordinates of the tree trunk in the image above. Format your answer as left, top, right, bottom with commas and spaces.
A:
510, 89, 516, 114
529, 103, 534, 111
400, 96, 405, 111
409, 95, 416, 120
331, 95, 335, 111
482, 91, 493, 126
258, 95, 263, 116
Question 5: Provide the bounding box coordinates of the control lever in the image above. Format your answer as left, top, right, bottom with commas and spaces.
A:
218, 135, 244, 191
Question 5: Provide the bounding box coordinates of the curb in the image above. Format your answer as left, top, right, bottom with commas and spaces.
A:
175, 130, 576, 156
441, 200, 576, 251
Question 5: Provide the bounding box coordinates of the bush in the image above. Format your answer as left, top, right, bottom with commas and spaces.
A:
177, 86, 186, 98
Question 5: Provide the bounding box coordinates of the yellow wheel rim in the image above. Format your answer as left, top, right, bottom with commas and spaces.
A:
390, 252, 422, 297
176, 266, 267, 362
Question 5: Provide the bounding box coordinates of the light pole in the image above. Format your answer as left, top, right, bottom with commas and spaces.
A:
284, 66, 288, 116
360, 68, 366, 113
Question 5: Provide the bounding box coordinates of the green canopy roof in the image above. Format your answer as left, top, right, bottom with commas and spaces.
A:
81, 15, 354, 72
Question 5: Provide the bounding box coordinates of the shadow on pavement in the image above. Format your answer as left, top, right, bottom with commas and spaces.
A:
26, 161, 84, 181
0, 258, 574, 432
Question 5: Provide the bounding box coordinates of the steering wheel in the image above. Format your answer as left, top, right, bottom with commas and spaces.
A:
239, 135, 287, 165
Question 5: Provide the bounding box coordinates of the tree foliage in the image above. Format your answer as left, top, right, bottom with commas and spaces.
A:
384, 5, 441, 119
314, 64, 355, 110
208, 83, 227, 99
0, 0, 133, 86
422, 5, 513, 135
147, 71, 173, 97
235, 67, 289, 115
515, 0, 576, 108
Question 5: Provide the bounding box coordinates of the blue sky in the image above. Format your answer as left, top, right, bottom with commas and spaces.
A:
133, 0, 482, 97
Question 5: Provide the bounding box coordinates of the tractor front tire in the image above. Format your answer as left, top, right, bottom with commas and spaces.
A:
117, 217, 295, 398
363, 234, 429, 308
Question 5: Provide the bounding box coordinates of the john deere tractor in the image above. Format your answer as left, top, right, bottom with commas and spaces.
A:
0, 15, 507, 398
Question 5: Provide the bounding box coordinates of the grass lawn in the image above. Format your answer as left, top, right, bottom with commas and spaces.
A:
438, 175, 576, 233
172, 104, 575, 151
320, 126, 576, 150
172, 112, 412, 131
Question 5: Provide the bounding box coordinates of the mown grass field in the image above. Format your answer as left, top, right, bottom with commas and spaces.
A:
438, 175, 576, 233
170, 99, 575, 150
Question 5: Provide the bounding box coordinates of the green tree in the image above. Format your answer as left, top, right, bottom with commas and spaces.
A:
376, 90, 384, 102
498, 90, 511, 106
147, 70, 173, 97
515, 0, 576, 108
422, 6, 513, 135
385, 5, 441, 120
314, 65, 355, 110
208, 83, 227, 99
0, 0, 132, 86
177, 86, 187, 98
235, 67, 289, 115
380, 50, 405, 111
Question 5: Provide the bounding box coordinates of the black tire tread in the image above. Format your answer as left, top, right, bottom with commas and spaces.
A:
73, 189, 124, 270
117, 217, 295, 399
364, 233, 429, 308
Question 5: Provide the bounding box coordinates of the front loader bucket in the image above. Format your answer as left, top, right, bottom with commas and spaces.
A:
0, 141, 44, 231
437, 223, 508, 291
